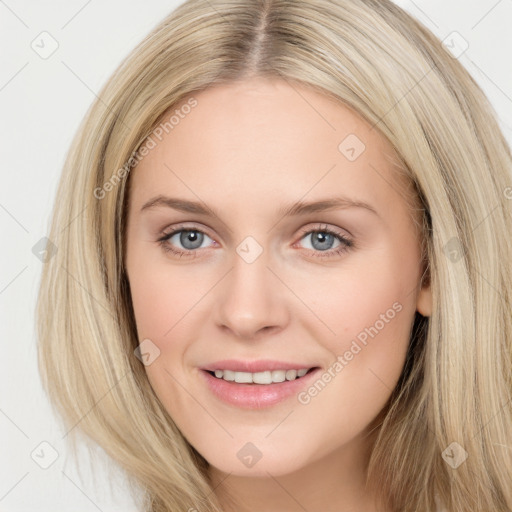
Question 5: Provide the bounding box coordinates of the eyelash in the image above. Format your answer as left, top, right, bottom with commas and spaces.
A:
156, 223, 354, 259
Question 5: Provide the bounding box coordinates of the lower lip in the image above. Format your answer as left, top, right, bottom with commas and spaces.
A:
199, 368, 321, 409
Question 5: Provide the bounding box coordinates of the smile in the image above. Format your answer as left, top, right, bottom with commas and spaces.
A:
209, 368, 311, 384
199, 365, 321, 409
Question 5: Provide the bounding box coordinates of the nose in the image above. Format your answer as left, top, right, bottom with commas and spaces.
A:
214, 248, 289, 340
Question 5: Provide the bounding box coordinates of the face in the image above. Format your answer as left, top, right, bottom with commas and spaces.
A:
125, 77, 432, 479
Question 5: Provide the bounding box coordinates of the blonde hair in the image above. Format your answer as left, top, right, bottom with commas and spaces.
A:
36, 0, 512, 510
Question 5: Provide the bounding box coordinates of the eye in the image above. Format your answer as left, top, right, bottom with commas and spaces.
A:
157, 223, 354, 259
296, 224, 354, 258
157, 225, 214, 258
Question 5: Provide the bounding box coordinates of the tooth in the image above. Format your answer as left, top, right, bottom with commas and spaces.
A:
211, 368, 312, 383
223, 369, 236, 381
253, 371, 272, 384
285, 369, 297, 381
271, 370, 286, 382
234, 371, 253, 383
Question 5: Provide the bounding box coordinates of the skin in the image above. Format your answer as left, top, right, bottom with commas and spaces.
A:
125, 76, 432, 512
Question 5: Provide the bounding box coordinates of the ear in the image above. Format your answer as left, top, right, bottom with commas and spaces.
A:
416, 282, 432, 317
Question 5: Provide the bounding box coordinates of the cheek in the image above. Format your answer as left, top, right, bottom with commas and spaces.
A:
129, 272, 176, 340
295, 269, 414, 439
128, 250, 202, 341
127, 258, 200, 411
127, 248, 219, 391
310, 249, 416, 386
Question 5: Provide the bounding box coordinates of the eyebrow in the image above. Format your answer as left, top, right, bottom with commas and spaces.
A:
140, 195, 379, 219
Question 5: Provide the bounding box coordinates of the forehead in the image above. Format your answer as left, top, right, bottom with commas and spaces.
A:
129, 78, 415, 219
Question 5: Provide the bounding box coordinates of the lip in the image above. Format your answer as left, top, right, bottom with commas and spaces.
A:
199, 366, 322, 409
200, 359, 316, 373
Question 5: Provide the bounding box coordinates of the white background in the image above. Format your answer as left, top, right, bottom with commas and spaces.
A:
1, 1, 511, 510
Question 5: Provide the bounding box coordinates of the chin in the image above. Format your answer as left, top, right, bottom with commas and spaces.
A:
203, 445, 310, 477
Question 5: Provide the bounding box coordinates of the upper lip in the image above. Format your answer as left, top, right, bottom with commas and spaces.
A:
200, 359, 319, 373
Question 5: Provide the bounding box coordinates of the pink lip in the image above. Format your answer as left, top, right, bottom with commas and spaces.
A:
199, 367, 321, 409
200, 359, 316, 373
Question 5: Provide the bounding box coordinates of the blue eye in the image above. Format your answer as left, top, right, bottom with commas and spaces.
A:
158, 228, 214, 257
296, 225, 354, 258
157, 223, 354, 259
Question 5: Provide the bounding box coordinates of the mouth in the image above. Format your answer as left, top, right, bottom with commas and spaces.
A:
204, 367, 319, 385
199, 364, 322, 409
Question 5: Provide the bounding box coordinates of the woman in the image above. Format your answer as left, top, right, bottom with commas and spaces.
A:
36, 0, 512, 511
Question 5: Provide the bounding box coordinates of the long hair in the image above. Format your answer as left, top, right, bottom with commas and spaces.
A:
36, 0, 512, 510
